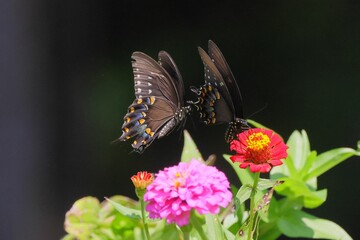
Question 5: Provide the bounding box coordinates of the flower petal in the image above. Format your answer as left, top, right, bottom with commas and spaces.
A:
230, 154, 246, 163
239, 162, 251, 169
268, 159, 283, 166
249, 163, 262, 172
259, 163, 272, 173
230, 139, 241, 152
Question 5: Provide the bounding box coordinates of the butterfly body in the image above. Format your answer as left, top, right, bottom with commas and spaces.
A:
118, 51, 190, 153
191, 40, 250, 143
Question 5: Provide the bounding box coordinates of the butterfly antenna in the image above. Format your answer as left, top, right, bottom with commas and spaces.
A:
246, 103, 268, 119
111, 138, 121, 144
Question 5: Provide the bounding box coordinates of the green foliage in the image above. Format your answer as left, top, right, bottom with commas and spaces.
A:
63, 122, 358, 239
278, 210, 352, 239
63, 196, 140, 240
261, 124, 357, 239
181, 130, 204, 163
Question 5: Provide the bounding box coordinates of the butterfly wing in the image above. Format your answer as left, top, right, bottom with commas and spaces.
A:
118, 52, 181, 152
158, 51, 185, 107
208, 40, 244, 118
191, 47, 234, 124
131, 52, 180, 105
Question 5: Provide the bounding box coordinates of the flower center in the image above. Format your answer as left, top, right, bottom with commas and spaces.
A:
246, 132, 270, 151
174, 172, 184, 189
245, 132, 272, 164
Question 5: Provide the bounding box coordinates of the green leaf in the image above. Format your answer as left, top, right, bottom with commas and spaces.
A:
275, 178, 327, 208
235, 217, 250, 240
304, 147, 360, 181
90, 233, 107, 240
223, 212, 239, 229
257, 178, 281, 191
306, 177, 318, 191
258, 222, 282, 240
189, 212, 207, 239
99, 195, 138, 221
246, 119, 269, 129
222, 226, 236, 240
235, 178, 280, 219
278, 210, 352, 239
150, 223, 182, 240
286, 130, 310, 173
106, 197, 141, 219
258, 198, 282, 240
223, 154, 255, 185
181, 130, 203, 163
64, 197, 101, 240
299, 150, 317, 178
231, 187, 245, 233
235, 184, 252, 205
270, 156, 290, 180
255, 187, 276, 222
205, 214, 225, 240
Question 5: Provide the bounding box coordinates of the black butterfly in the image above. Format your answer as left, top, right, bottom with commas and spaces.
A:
190, 40, 250, 143
117, 51, 191, 153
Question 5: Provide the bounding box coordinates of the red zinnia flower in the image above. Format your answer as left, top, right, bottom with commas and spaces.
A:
131, 171, 154, 189
230, 128, 288, 173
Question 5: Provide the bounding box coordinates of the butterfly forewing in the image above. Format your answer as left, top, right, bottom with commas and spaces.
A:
198, 47, 234, 111
132, 52, 179, 107
158, 51, 185, 107
191, 47, 234, 124
208, 40, 244, 118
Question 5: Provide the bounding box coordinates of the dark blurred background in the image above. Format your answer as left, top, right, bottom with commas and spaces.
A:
1, 0, 360, 239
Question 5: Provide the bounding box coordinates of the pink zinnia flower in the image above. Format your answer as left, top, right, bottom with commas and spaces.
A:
230, 128, 288, 173
144, 160, 232, 226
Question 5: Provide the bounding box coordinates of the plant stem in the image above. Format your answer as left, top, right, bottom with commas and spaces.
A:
247, 172, 260, 240
140, 198, 151, 240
